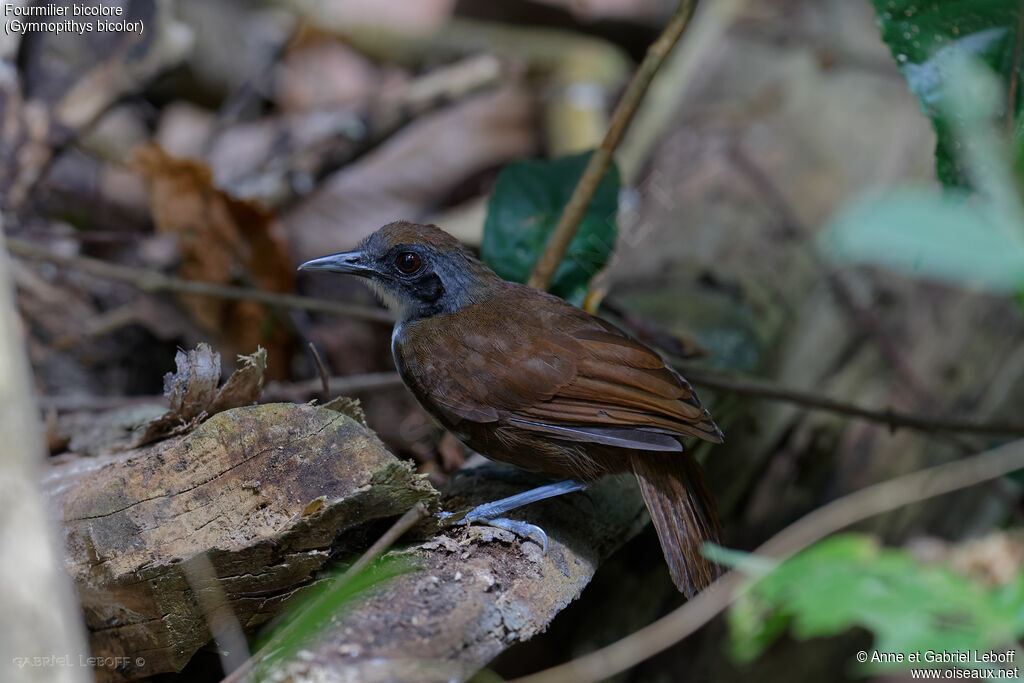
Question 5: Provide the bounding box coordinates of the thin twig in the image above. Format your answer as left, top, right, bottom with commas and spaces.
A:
6, 237, 394, 324
340, 502, 429, 581
511, 438, 1024, 683
680, 366, 1024, 437
36, 373, 405, 413
307, 342, 331, 402
38, 394, 165, 413
220, 502, 429, 683
39, 362, 1024, 438
617, 0, 746, 183
261, 372, 405, 403
182, 553, 250, 675
527, 0, 697, 291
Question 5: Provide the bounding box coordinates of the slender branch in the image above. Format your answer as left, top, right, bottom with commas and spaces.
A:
38, 358, 1024, 438
278, 367, 1024, 438
36, 373, 405, 413
680, 366, 1024, 437
340, 502, 429, 581
181, 553, 249, 675
527, 0, 697, 291
307, 342, 331, 402
38, 394, 166, 413
512, 438, 1024, 683
617, 0, 745, 183
6, 237, 394, 324
261, 372, 405, 403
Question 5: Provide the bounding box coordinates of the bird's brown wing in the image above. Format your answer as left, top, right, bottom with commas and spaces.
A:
513, 319, 724, 446
398, 286, 722, 451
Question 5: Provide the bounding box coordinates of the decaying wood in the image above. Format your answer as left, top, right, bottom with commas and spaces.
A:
265, 468, 648, 683
42, 402, 438, 680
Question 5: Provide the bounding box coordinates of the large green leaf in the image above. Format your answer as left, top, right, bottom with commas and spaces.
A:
870, 0, 1023, 188
481, 151, 620, 304
726, 535, 1020, 674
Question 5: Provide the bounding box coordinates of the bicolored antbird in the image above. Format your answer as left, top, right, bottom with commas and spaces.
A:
300, 221, 723, 596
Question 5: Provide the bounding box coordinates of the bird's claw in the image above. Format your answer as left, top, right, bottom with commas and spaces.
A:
435, 509, 549, 554
468, 515, 549, 554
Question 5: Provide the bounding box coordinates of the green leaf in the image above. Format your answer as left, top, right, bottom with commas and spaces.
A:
703, 542, 777, 578
870, 0, 1023, 188
823, 188, 1024, 292
481, 151, 620, 304
251, 555, 417, 676
727, 535, 1020, 673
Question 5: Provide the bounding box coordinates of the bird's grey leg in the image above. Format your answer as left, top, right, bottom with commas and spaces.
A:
438, 479, 586, 553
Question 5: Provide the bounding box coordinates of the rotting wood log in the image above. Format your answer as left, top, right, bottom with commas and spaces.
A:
264, 468, 648, 683
42, 402, 438, 681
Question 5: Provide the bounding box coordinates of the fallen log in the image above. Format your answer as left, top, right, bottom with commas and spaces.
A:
43, 402, 438, 680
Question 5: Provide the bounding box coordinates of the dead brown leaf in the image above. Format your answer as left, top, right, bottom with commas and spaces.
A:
161, 343, 221, 423
275, 39, 377, 112
209, 345, 269, 414
132, 144, 294, 373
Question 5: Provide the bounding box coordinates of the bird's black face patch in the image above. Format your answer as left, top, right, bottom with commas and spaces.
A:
347, 227, 495, 322
362, 244, 454, 319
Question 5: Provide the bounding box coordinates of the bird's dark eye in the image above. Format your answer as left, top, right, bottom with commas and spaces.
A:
395, 251, 422, 274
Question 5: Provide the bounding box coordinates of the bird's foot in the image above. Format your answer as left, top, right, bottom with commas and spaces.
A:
471, 515, 549, 554
435, 479, 584, 555
436, 508, 549, 553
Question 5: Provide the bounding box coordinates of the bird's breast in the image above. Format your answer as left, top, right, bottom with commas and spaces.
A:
390, 319, 458, 421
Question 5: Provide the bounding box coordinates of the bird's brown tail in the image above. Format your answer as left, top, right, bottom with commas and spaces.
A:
631, 452, 722, 597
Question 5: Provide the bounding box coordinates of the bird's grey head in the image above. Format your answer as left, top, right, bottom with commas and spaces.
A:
298, 221, 498, 321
